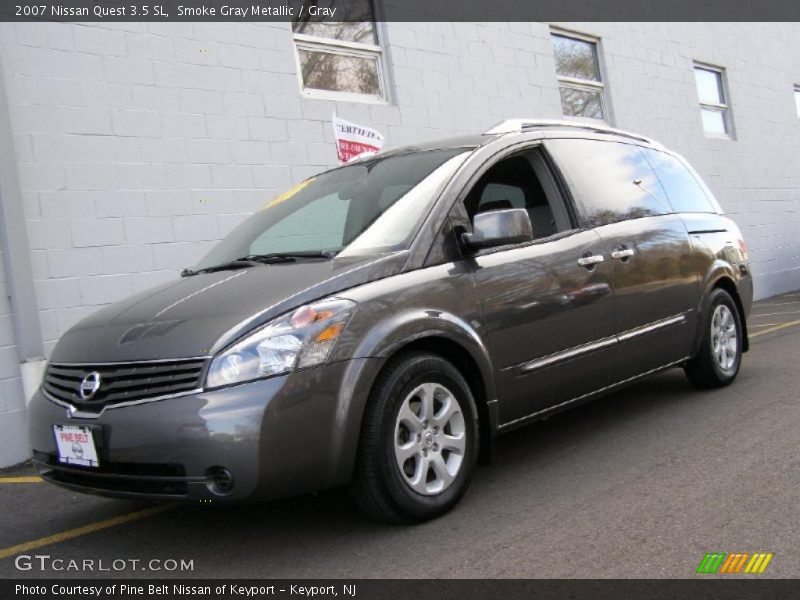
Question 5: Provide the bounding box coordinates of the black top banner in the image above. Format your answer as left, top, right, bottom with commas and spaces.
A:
3, 0, 800, 22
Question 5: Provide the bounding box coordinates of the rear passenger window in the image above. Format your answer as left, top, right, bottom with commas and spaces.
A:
546, 139, 670, 227
642, 149, 716, 214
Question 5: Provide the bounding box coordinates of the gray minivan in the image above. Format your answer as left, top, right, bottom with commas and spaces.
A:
29, 120, 752, 522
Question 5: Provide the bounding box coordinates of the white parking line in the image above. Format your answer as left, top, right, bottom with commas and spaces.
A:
750, 319, 800, 339
754, 301, 800, 308
749, 310, 800, 318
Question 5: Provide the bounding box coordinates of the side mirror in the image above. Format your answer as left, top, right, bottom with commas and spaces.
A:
461, 208, 533, 251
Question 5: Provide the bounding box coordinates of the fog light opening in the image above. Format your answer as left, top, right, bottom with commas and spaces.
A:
206, 466, 234, 495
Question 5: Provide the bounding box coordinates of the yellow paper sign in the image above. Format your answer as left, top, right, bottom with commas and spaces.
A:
263, 178, 315, 210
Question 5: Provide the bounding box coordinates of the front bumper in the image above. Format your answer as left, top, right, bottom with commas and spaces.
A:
28, 357, 383, 502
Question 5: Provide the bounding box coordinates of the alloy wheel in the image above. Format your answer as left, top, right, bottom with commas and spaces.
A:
393, 382, 466, 495
710, 304, 738, 371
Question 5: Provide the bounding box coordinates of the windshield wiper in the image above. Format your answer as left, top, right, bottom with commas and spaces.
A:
181, 260, 257, 277
247, 250, 339, 260
181, 251, 338, 277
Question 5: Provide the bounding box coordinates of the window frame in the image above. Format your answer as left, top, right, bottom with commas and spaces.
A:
794, 85, 800, 119
291, 11, 388, 104
693, 62, 733, 138
550, 29, 609, 124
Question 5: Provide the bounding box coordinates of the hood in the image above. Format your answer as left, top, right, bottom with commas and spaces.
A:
50, 253, 407, 363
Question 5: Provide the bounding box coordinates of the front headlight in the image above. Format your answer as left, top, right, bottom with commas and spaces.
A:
205, 298, 356, 389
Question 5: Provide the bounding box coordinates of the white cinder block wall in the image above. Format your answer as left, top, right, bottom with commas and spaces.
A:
0, 21, 798, 465
0, 248, 29, 465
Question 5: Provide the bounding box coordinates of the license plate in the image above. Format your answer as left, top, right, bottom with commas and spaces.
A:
53, 424, 100, 468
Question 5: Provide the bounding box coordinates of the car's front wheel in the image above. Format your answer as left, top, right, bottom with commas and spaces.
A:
349, 352, 479, 523
684, 287, 743, 388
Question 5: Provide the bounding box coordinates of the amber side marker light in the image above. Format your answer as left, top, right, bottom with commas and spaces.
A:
316, 322, 345, 342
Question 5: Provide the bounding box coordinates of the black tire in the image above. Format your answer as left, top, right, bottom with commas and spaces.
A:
349, 352, 480, 524
684, 288, 743, 389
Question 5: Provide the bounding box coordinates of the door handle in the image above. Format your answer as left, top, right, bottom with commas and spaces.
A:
611, 247, 635, 261
577, 254, 605, 268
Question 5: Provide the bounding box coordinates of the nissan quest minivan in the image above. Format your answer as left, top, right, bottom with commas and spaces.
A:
29, 120, 752, 523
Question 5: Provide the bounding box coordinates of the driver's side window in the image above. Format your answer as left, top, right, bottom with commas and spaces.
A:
465, 150, 571, 239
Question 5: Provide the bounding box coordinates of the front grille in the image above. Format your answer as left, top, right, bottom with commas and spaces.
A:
43, 358, 207, 412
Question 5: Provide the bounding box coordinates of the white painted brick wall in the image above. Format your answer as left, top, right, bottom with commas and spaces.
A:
0, 21, 797, 429
0, 251, 19, 380
0, 248, 28, 467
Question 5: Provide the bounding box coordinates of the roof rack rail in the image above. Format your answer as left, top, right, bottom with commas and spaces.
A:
484, 119, 659, 145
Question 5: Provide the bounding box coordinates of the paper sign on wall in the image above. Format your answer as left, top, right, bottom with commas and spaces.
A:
332, 112, 384, 164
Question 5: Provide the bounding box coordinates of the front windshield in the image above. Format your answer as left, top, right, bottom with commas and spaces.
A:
194, 149, 470, 270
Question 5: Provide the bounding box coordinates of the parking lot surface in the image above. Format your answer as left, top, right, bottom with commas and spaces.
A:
2, 293, 800, 579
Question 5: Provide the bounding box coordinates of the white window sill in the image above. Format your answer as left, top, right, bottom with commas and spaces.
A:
301, 88, 388, 105
703, 131, 735, 141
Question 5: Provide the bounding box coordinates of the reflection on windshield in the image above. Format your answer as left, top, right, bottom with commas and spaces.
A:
194, 149, 470, 271
339, 153, 470, 256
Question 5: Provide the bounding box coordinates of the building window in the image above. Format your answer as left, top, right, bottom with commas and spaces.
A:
693, 64, 731, 136
551, 31, 607, 121
291, 1, 385, 102
795, 85, 800, 118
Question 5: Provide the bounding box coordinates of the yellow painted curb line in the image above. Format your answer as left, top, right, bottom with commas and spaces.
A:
0, 505, 175, 560
0, 476, 42, 483
750, 318, 800, 339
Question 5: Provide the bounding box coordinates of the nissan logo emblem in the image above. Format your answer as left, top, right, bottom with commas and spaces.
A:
79, 372, 102, 401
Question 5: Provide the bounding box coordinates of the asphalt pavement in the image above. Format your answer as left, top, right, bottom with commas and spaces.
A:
2, 293, 799, 579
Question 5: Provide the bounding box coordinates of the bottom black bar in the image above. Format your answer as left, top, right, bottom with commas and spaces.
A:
4, 579, 800, 600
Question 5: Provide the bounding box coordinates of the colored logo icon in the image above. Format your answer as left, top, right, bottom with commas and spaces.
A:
696, 552, 773, 574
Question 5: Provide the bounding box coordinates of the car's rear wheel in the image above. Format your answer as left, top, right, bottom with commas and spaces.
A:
684, 287, 743, 388
349, 352, 479, 523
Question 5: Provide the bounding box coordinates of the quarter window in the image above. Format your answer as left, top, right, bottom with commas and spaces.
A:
551, 32, 607, 121
292, 1, 385, 102
642, 149, 716, 214
693, 64, 731, 136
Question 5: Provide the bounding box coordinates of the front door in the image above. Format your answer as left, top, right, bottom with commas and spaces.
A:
460, 148, 617, 425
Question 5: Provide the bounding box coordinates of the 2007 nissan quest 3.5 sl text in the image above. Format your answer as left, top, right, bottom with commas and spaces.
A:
29, 119, 752, 523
